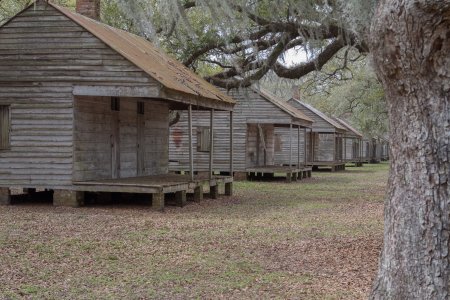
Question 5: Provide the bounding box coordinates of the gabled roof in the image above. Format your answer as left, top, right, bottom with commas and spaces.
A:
289, 98, 346, 131
254, 88, 313, 124
333, 117, 363, 137
20, 0, 235, 108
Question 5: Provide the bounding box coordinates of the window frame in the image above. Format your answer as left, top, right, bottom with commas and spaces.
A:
197, 126, 211, 153
0, 105, 11, 150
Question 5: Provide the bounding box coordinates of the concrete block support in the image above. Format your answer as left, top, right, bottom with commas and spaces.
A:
175, 191, 187, 207
0, 188, 11, 205
152, 193, 165, 211
210, 185, 219, 199
54, 190, 84, 207
225, 182, 233, 196
286, 173, 292, 183
194, 186, 203, 202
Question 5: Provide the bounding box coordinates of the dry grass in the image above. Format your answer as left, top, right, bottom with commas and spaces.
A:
0, 163, 388, 299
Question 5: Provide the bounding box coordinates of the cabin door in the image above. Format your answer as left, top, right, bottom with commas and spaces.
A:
111, 110, 120, 179
136, 102, 145, 176
256, 124, 275, 166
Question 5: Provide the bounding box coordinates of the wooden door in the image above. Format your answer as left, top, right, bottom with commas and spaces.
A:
136, 104, 145, 176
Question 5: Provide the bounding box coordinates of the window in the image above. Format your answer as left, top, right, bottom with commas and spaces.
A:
111, 97, 120, 111
197, 127, 211, 152
0, 105, 10, 150
137, 102, 145, 115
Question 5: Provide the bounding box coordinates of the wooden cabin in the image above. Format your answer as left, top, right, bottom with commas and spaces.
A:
380, 138, 390, 161
169, 87, 313, 182
287, 98, 347, 171
333, 117, 364, 167
361, 138, 387, 163
0, 0, 235, 210
361, 139, 372, 163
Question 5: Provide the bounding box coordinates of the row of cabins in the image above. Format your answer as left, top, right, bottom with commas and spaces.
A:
361, 138, 390, 163
0, 0, 385, 210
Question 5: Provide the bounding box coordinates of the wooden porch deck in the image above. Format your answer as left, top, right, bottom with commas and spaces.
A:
345, 160, 364, 167
72, 174, 233, 210
308, 161, 346, 171
245, 166, 312, 182
74, 174, 232, 193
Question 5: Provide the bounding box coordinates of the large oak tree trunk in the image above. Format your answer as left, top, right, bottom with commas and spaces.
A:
369, 0, 450, 298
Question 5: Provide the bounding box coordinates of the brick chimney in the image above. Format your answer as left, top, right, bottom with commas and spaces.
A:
76, 0, 100, 20
291, 85, 301, 100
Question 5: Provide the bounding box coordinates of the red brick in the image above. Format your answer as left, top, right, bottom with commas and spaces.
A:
76, 0, 100, 20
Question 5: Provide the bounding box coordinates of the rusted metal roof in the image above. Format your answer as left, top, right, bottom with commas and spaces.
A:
333, 117, 363, 137
289, 98, 346, 131
254, 88, 314, 124
48, 2, 235, 107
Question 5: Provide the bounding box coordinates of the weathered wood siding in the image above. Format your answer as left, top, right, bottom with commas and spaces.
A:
287, 100, 347, 164
318, 133, 336, 162
381, 142, 389, 160
247, 124, 275, 167
143, 101, 169, 175
361, 140, 370, 161
73, 97, 168, 181
169, 88, 302, 172
0, 2, 160, 189
343, 137, 361, 161
273, 127, 307, 165
288, 100, 335, 133
73, 96, 111, 181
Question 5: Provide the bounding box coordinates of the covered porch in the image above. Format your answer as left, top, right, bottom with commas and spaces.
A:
67, 174, 234, 211
246, 120, 312, 182
67, 91, 235, 211
306, 130, 347, 171
246, 166, 312, 182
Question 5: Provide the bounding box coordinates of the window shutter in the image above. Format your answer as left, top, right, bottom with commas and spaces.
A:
197, 127, 211, 152
0, 106, 10, 150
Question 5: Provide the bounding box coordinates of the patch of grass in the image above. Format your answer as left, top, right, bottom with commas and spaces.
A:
19, 284, 43, 295
0, 163, 388, 299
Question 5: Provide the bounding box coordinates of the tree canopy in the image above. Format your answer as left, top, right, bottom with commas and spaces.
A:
0, 0, 375, 89
297, 55, 387, 139
0, 0, 387, 139
113, 0, 374, 88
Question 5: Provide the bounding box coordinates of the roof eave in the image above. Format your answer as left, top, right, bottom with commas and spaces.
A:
160, 88, 235, 111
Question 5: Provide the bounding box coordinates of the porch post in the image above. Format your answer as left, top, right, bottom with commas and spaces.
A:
229, 111, 234, 175
344, 135, 347, 162
333, 133, 336, 162
360, 138, 362, 162
188, 105, 194, 181
297, 126, 301, 167
304, 128, 307, 165
289, 123, 293, 167
209, 109, 214, 180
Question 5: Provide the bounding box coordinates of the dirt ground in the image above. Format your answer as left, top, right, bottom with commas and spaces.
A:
0, 163, 388, 299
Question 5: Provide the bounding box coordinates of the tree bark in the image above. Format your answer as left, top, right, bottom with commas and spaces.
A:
370, 0, 450, 299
